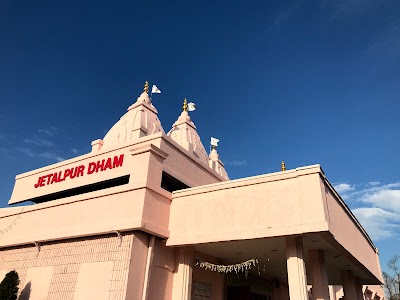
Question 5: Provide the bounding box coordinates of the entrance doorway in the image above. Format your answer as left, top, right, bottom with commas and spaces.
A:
227, 286, 270, 300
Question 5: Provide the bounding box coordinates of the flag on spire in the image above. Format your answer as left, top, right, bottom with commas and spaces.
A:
151, 85, 161, 94
210, 137, 220, 147
188, 102, 196, 111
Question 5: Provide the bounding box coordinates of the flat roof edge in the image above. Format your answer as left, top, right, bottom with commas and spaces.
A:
172, 164, 322, 198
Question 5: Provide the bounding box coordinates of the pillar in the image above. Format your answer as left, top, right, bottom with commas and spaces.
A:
309, 249, 330, 300
328, 286, 337, 300
172, 247, 194, 300
354, 277, 364, 300
341, 270, 357, 300
286, 236, 308, 300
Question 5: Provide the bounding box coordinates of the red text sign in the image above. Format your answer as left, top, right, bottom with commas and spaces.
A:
34, 154, 124, 188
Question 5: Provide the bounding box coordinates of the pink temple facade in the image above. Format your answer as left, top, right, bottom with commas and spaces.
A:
0, 83, 384, 299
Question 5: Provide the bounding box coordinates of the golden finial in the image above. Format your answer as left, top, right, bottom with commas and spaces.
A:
281, 161, 286, 171
144, 81, 149, 93
183, 98, 188, 112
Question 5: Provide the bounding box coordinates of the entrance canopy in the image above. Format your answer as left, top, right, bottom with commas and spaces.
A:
167, 165, 382, 285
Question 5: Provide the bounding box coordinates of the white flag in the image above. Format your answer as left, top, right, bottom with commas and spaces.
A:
188, 102, 196, 111
151, 85, 161, 94
210, 137, 220, 147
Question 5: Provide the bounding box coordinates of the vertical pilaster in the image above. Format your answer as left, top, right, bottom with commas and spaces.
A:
341, 270, 357, 300
286, 236, 308, 300
328, 286, 337, 300
309, 249, 330, 300
172, 247, 194, 300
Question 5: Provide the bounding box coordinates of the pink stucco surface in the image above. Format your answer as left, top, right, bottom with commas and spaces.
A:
0, 86, 384, 299
168, 165, 330, 246
146, 239, 175, 300
323, 181, 383, 282
167, 164, 382, 285
0, 233, 134, 300
192, 252, 224, 300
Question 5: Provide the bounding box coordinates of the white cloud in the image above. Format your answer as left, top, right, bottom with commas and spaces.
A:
38, 126, 58, 136
273, 3, 301, 26
16, 147, 36, 157
352, 207, 400, 241
334, 183, 355, 193
39, 152, 65, 162
24, 138, 54, 147
72, 148, 78, 154
362, 189, 400, 213
368, 181, 380, 186
322, 0, 385, 21
226, 160, 247, 166
17, 147, 65, 162
0, 147, 14, 159
346, 181, 400, 241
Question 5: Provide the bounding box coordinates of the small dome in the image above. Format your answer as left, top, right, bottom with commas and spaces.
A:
167, 99, 210, 166
99, 83, 165, 150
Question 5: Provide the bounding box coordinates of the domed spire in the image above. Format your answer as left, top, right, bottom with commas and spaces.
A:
208, 140, 229, 180
131, 81, 152, 107
92, 81, 164, 151
167, 98, 209, 164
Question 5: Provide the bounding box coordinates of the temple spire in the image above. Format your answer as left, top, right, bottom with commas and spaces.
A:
183, 98, 188, 112
144, 81, 149, 93
281, 161, 286, 171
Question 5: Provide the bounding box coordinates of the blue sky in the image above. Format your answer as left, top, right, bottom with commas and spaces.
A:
0, 1, 399, 273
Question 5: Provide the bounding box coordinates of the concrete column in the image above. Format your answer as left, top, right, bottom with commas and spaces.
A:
328, 286, 337, 300
172, 247, 194, 300
354, 277, 364, 300
341, 270, 357, 300
286, 236, 308, 300
309, 249, 330, 300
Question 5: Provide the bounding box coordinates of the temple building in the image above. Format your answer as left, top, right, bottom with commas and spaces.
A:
0, 82, 384, 300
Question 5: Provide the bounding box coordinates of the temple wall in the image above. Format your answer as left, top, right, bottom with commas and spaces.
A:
160, 138, 225, 187
147, 238, 175, 300
323, 183, 383, 283
192, 252, 224, 300
0, 232, 136, 300
168, 167, 329, 246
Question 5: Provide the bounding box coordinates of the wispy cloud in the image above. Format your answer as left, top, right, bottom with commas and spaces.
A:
226, 160, 247, 166
333, 183, 355, 193
16, 147, 36, 157
273, 3, 301, 26
362, 19, 400, 73
321, 0, 386, 21
353, 207, 400, 240
0, 147, 14, 159
38, 126, 58, 136
342, 181, 400, 241
16, 147, 65, 162
24, 138, 54, 147
39, 152, 65, 162
72, 148, 78, 154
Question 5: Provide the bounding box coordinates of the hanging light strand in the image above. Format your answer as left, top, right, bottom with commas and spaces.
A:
195, 257, 258, 273
0, 207, 25, 235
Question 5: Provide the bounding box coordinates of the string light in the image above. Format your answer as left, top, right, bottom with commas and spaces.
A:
195, 257, 258, 273
0, 208, 24, 235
